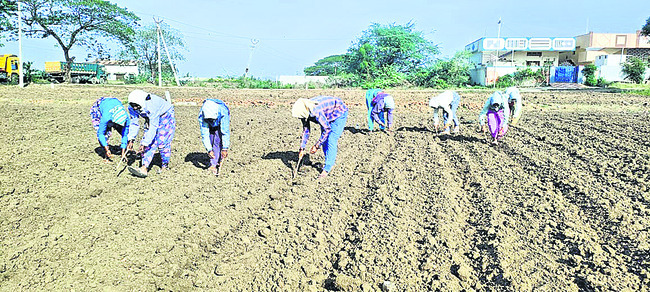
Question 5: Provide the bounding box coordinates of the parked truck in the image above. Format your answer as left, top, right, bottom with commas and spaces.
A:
0, 54, 20, 84
45, 61, 106, 84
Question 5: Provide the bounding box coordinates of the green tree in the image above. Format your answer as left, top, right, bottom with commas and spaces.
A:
120, 22, 185, 83
582, 64, 598, 86
21, 0, 139, 82
0, 0, 18, 47
345, 22, 438, 84
642, 17, 650, 37
409, 51, 471, 88
621, 56, 648, 84
304, 54, 346, 76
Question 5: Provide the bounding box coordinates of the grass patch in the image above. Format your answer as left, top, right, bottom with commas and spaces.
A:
609, 82, 650, 90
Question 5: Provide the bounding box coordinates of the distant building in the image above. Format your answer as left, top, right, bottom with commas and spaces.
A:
93, 60, 139, 81
465, 37, 576, 85
466, 32, 650, 85
566, 31, 650, 66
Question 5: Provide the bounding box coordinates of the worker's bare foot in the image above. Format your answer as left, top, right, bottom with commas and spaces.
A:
208, 166, 219, 176
318, 171, 328, 179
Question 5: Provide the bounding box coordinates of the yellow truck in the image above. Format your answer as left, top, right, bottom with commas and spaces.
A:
45, 61, 106, 84
0, 54, 20, 84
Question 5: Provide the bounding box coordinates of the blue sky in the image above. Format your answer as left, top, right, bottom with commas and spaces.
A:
4, 0, 649, 78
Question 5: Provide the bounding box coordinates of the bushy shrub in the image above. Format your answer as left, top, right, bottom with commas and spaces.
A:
582, 64, 598, 86
621, 57, 649, 84
495, 75, 515, 88
494, 67, 544, 87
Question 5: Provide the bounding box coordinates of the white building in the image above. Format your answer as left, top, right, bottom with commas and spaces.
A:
465, 37, 576, 85
94, 60, 139, 81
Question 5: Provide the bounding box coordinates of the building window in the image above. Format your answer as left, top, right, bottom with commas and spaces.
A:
526, 52, 542, 57
526, 61, 540, 66
616, 35, 627, 47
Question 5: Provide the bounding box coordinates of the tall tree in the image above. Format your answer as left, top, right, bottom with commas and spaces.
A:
0, 0, 18, 47
642, 17, 650, 37
304, 54, 346, 76
20, 0, 139, 82
346, 22, 438, 82
120, 22, 185, 82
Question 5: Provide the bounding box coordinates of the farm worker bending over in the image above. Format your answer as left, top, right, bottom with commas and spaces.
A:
478, 91, 510, 145
90, 97, 130, 161
292, 96, 349, 179
199, 99, 231, 176
365, 89, 385, 131
428, 90, 461, 134
505, 87, 522, 126
370, 92, 395, 132
127, 89, 176, 177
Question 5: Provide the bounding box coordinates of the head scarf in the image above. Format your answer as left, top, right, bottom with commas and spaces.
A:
291, 98, 318, 119
384, 94, 395, 109
111, 105, 128, 126
201, 100, 219, 119
128, 89, 149, 109
489, 91, 504, 109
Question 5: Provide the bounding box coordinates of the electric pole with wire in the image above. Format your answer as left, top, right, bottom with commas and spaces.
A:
244, 39, 259, 79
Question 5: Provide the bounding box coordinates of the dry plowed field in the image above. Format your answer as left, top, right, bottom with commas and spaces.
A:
1, 85, 649, 291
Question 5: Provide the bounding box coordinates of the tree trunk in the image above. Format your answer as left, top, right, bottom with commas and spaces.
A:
63, 49, 72, 83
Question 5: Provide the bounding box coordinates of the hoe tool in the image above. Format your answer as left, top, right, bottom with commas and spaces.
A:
292, 151, 305, 179
115, 153, 128, 177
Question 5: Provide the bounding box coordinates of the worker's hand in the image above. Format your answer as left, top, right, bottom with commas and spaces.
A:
481, 125, 487, 133
208, 151, 215, 159
221, 149, 228, 159
298, 148, 305, 156
105, 146, 112, 159
138, 145, 145, 154
127, 140, 134, 151
310, 145, 318, 154
434, 123, 439, 132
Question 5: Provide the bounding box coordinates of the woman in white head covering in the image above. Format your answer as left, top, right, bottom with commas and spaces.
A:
429, 91, 462, 134
478, 91, 510, 145
198, 99, 231, 176
126, 89, 176, 177
505, 87, 522, 126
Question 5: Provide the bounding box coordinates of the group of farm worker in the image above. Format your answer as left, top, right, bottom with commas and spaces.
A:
90, 87, 522, 179
427, 86, 522, 144
91, 89, 230, 178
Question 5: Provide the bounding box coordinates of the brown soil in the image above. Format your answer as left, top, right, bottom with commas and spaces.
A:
0, 85, 649, 291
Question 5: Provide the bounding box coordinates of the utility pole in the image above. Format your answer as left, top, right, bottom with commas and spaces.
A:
244, 39, 259, 79
18, 1, 23, 88
494, 18, 502, 87
156, 21, 181, 86
155, 17, 163, 87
